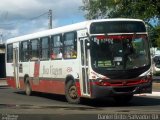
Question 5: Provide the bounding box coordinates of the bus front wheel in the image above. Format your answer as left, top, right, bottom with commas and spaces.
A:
65, 80, 80, 104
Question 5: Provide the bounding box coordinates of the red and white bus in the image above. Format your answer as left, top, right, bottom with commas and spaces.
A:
6, 18, 152, 104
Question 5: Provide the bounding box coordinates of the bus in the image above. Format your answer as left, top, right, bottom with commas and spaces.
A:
6, 18, 152, 104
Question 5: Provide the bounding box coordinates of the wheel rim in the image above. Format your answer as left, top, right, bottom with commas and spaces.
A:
68, 85, 78, 99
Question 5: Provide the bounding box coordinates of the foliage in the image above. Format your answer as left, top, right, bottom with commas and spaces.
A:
81, 0, 160, 21
155, 26, 160, 47
81, 0, 160, 46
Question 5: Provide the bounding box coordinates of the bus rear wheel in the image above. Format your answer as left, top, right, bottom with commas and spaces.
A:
25, 78, 32, 96
65, 80, 80, 104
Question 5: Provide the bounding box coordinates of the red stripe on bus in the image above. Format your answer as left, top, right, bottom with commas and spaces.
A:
6, 77, 81, 97
75, 81, 81, 96
31, 79, 65, 94
92, 78, 151, 87
34, 61, 40, 77
6, 77, 16, 88
96, 35, 146, 40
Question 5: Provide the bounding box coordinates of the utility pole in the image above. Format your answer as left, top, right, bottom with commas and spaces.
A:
48, 9, 52, 29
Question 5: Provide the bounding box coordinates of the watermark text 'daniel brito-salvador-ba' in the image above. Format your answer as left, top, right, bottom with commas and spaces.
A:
98, 114, 159, 120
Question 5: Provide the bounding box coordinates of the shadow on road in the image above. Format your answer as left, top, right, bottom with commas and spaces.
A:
0, 86, 9, 89
81, 96, 160, 107
14, 90, 160, 108
14, 91, 67, 102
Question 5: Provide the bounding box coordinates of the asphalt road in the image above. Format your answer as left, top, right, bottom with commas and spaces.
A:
0, 86, 160, 120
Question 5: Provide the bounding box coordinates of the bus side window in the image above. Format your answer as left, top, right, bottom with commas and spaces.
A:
40, 37, 50, 60
30, 39, 39, 61
63, 32, 77, 59
20, 41, 29, 62
7, 44, 13, 63
51, 34, 63, 60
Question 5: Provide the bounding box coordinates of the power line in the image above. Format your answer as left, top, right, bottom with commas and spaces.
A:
28, 11, 48, 21
0, 10, 49, 26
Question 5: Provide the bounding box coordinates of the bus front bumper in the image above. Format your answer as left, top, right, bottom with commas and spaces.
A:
91, 81, 152, 98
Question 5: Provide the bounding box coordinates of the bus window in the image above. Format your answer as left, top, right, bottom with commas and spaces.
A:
51, 35, 62, 59
30, 39, 39, 61
40, 37, 49, 60
20, 41, 29, 62
63, 32, 77, 59
7, 44, 13, 63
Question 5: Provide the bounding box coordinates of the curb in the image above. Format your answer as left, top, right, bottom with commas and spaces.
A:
135, 92, 160, 97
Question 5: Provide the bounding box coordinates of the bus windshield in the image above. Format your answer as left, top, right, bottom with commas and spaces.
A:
90, 35, 150, 70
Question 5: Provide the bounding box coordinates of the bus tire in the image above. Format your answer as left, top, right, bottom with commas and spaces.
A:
65, 80, 80, 104
113, 95, 133, 105
25, 78, 32, 96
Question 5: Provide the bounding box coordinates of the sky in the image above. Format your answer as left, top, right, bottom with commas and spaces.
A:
0, 0, 85, 41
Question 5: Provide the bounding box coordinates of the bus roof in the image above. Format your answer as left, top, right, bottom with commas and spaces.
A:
6, 18, 144, 44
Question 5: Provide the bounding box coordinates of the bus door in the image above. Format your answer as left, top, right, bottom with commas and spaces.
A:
79, 38, 91, 97
13, 44, 20, 88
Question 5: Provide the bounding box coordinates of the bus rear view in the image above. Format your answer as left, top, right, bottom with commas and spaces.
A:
89, 19, 152, 104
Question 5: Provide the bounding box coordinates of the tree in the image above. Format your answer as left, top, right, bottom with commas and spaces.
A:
148, 24, 158, 47
81, 0, 160, 46
81, 0, 160, 22
155, 26, 160, 47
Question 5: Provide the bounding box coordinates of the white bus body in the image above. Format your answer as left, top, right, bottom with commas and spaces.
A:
6, 19, 152, 104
